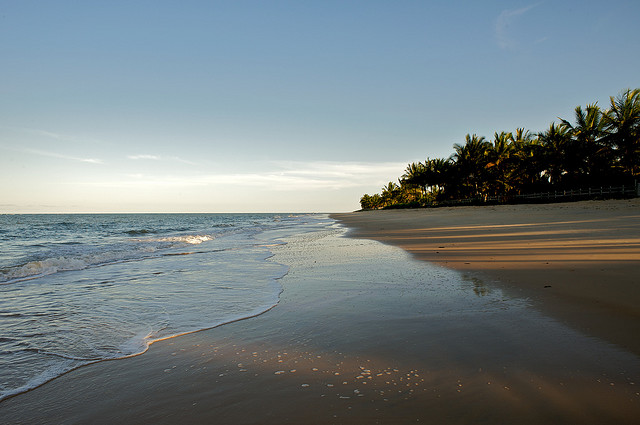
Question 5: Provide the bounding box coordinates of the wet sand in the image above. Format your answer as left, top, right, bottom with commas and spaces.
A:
2, 216, 640, 424
331, 199, 640, 355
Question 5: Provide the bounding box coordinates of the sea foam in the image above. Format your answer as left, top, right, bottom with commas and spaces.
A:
0, 233, 214, 284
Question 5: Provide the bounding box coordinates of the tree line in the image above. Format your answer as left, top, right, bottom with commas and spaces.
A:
360, 88, 640, 210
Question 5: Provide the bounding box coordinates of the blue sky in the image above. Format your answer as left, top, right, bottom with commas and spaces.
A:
1, 0, 639, 212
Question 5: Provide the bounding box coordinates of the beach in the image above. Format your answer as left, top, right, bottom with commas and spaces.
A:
2, 203, 640, 424
332, 199, 640, 355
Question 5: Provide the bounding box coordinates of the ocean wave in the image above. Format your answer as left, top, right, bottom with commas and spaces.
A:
0, 359, 90, 402
125, 229, 156, 235
0, 302, 281, 403
0, 233, 215, 284
0, 256, 92, 283
154, 235, 213, 245
0, 313, 23, 318
0, 235, 213, 284
0, 253, 156, 284
35, 349, 104, 362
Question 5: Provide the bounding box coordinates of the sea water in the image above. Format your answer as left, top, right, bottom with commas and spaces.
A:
0, 213, 333, 401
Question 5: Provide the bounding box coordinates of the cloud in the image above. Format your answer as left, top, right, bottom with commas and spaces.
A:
127, 154, 161, 160
270, 161, 406, 188
216, 161, 406, 191
10, 126, 104, 145
85, 161, 406, 191
24, 148, 103, 164
495, 3, 540, 50
127, 154, 198, 165
26, 129, 68, 140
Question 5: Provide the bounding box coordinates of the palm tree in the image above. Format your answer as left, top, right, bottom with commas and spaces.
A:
486, 131, 516, 196
359, 194, 374, 210
452, 134, 490, 198
428, 157, 452, 198
560, 103, 608, 184
381, 181, 401, 207
602, 88, 640, 177
360, 193, 383, 210
401, 162, 428, 196
560, 104, 605, 147
538, 123, 572, 185
512, 128, 534, 147
511, 133, 545, 192
508, 128, 547, 192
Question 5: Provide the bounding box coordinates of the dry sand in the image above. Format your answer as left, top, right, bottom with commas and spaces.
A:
332, 198, 640, 354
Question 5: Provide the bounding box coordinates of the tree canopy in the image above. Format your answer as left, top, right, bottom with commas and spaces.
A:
360, 88, 640, 210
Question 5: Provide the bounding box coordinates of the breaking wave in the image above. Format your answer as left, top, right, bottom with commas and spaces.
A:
0, 233, 215, 284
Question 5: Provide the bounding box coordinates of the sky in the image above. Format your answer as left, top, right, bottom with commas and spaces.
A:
1, 0, 639, 213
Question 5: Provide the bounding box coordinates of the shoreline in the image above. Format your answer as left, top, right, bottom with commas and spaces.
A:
0, 299, 285, 404
331, 198, 640, 354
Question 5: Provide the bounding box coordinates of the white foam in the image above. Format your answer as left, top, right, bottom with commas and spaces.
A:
0, 234, 215, 283
0, 358, 87, 402
0, 257, 90, 283
156, 235, 213, 245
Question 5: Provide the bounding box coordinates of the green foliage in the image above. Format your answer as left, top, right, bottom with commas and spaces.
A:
359, 88, 640, 209
602, 88, 640, 177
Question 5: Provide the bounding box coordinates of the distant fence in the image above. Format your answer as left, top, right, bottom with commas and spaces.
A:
433, 182, 640, 207
514, 183, 640, 202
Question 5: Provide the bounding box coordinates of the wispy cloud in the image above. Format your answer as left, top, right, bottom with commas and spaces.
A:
220, 161, 405, 191
25, 128, 68, 140
127, 154, 198, 165
24, 148, 103, 164
8, 126, 104, 146
0, 130, 104, 164
87, 161, 405, 191
127, 154, 161, 160
270, 161, 405, 188
495, 3, 540, 50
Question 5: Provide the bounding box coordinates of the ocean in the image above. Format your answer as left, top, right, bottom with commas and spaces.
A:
0, 213, 333, 401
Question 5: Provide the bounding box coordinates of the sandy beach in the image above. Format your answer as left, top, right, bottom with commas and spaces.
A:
2, 203, 640, 424
332, 199, 640, 355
